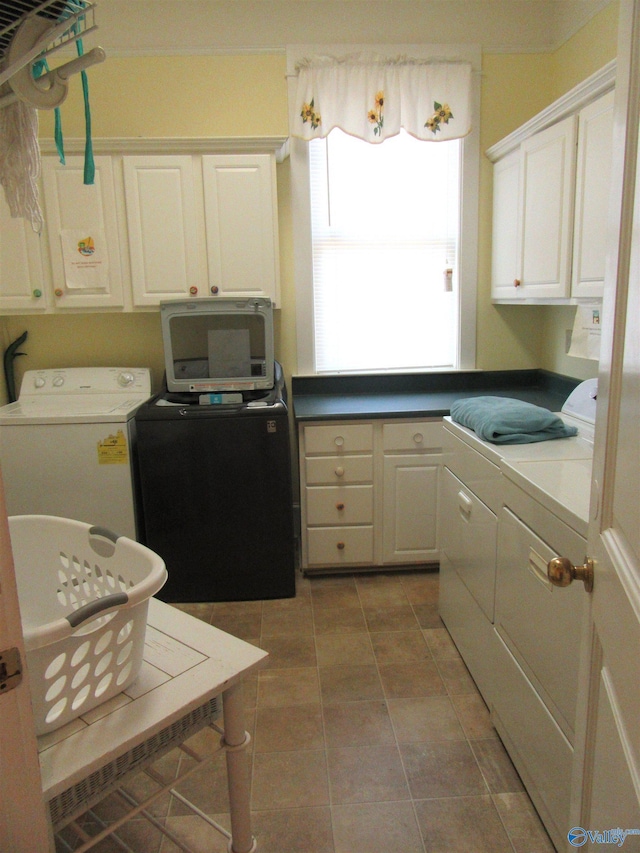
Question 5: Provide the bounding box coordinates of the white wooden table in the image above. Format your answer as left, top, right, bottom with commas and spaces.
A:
38, 598, 268, 852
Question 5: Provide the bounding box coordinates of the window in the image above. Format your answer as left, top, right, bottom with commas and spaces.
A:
288, 44, 480, 375
309, 129, 461, 373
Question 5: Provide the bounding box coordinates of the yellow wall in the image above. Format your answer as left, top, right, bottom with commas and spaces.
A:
1, 3, 620, 398
540, 0, 620, 381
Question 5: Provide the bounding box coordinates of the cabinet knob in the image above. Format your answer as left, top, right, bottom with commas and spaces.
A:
334, 436, 344, 447
33, 289, 42, 298
547, 556, 594, 593
335, 466, 345, 477
336, 541, 345, 550
54, 288, 63, 298
210, 285, 219, 294
513, 279, 521, 288
336, 502, 345, 511
413, 433, 424, 445
189, 286, 198, 296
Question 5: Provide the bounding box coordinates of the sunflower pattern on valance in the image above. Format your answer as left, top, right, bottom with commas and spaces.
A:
291, 54, 472, 143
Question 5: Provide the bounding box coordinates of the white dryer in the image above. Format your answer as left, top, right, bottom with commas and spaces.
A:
0, 367, 151, 539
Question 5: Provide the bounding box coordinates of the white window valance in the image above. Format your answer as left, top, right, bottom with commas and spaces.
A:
290, 54, 472, 143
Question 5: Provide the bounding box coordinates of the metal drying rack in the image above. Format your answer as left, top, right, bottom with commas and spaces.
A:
0, 0, 104, 109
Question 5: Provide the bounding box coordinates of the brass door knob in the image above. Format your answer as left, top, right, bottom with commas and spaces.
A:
547, 556, 594, 593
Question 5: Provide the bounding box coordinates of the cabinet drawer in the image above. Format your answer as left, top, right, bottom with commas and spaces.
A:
306, 485, 373, 525
383, 421, 442, 452
439, 467, 497, 622
305, 455, 373, 485
492, 631, 573, 851
442, 424, 503, 513
304, 423, 373, 454
307, 526, 374, 566
496, 507, 584, 740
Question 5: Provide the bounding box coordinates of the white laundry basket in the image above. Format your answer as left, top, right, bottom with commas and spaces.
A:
9, 515, 167, 735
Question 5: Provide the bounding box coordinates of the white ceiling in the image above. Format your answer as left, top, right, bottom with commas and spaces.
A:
95, 0, 612, 56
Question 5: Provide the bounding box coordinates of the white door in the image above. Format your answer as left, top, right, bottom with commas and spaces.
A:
565, 1, 640, 847
0, 474, 52, 850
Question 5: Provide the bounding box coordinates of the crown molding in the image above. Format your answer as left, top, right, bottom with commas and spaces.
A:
39, 136, 290, 161
485, 59, 616, 162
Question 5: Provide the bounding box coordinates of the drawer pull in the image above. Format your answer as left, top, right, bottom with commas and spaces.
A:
529, 548, 553, 591
336, 541, 345, 550
336, 502, 345, 511
334, 436, 344, 447
457, 490, 472, 518
413, 433, 424, 445
335, 466, 345, 477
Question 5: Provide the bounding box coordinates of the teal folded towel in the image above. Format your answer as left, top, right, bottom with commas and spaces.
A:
450, 396, 578, 444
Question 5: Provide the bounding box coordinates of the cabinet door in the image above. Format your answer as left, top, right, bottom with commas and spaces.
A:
519, 115, 577, 298
491, 149, 522, 300
571, 91, 615, 298
41, 155, 124, 309
382, 453, 439, 563
202, 154, 280, 305
124, 156, 206, 306
0, 193, 47, 312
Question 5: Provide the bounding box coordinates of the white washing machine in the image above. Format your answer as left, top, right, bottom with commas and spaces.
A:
0, 367, 152, 539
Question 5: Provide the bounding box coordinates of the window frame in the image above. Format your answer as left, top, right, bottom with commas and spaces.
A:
287, 43, 481, 375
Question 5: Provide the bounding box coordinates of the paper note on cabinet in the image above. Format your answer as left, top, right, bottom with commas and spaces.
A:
568, 301, 602, 361
60, 229, 109, 290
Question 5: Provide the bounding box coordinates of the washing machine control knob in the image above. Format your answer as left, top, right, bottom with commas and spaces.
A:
117, 371, 135, 387
34, 376, 46, 389
52, 376, 65, 387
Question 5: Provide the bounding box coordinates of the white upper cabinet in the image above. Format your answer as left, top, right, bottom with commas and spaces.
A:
202, 154, 280, 303
125, 153, 281, 307
518, 115, 577, 299
491, 115, 577, 301
0, 140, 284, 313
571, 90, 615, 298
490, 149, 521, 299
41, 155, 125, 309
124, 155, 206, 307
489, 65, 616, 303
0, 193, 48, 312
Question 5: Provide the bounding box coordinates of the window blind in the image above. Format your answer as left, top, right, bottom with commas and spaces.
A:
309, 128, 461, 373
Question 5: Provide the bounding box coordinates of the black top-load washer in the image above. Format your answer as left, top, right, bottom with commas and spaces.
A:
134, 298, 296, 602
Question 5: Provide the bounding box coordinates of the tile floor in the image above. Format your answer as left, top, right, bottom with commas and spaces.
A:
55, 569, 556, 853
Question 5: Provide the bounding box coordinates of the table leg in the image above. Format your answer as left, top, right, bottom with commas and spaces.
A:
222, 682, 256, 853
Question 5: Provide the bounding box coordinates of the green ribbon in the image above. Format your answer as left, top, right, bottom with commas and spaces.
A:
31, 1, 95, 186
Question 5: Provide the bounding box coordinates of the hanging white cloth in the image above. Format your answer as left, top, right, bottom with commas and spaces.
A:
291, 53, 472, 143
0, 96, 43, 232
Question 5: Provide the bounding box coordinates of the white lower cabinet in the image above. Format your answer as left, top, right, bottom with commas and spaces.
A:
299, 418, 441, 571
438, 421, 587, 852
491, 500, 586, 850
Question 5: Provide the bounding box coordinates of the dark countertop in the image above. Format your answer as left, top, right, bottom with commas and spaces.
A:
292, 369, 581, 421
